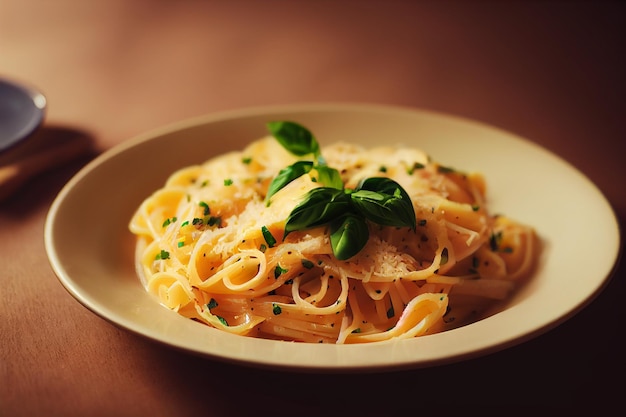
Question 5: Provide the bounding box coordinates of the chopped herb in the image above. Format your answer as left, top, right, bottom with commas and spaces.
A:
351, 328, 362, 333
379, 166, 387, 173
177, 240, 185, 248
471, 204, 480, 211
200, 180, 208, 187
440, 247, 449, 265
386, 305, 395, 319
437, 165, 455, 174
155, 250, 170, 260
216, 316, 228, 326
407, 162, 425, 175
207, 216, 221, 227
162, 217, 177, 227
192, 218, 203, 226
418, 219, 427, 226
274, 264, 288, 279
489, 231, 503, 251
224, 178, 233, 186
301, 259, 315, 269
259, 244, 267, 253
207, 298, 218, 310
180, 220, 189, 227
272, 304, 282, 315
242, 157, 252, 165
261, 226, 277, 248
198, 201, 210, 215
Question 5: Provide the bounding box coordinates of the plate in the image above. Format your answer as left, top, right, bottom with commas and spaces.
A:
0, 77, 47, 152
44, 103, 620, 371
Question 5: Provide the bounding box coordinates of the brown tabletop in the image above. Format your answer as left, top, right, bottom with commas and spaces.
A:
1, 1, 624, 416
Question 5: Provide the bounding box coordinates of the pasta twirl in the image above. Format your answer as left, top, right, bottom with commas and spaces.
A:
129, 130, 539, 344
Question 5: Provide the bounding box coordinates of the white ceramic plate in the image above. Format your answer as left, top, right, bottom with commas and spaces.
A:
44, 103, 620, 371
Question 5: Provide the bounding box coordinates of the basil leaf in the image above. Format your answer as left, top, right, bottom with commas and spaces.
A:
330, 214, 369, 260
267, 121, 418, 260
316, 165, 343, 189
265, 160, 313, 205
267, 121, 320, 157
350, 189, 413, 228
284, 188, 351, 236
354, 177, 416, 229
356, 177, 410, 200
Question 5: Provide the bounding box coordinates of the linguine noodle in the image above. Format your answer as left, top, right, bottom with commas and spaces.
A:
129, 134, 538, 344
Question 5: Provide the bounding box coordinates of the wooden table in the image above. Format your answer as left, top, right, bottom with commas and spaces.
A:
2, 1, 624, 416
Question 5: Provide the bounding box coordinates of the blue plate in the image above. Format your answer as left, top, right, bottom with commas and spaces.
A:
0, 78, 47, 152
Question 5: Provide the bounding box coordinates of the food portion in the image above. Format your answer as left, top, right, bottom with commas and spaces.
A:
129, 121, 539, 344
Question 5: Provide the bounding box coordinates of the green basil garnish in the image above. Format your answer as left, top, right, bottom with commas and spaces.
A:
284, 188, 351, 235
315, 165, 343, 190
267, 121, 320, 157
266, 121, 417, 260
265, 121, 339, 205
330, 214, 369, 260
350, 178, 417, 229
265, 160, 314, 203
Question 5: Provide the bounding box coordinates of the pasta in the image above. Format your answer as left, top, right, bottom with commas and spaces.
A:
129, 124, 539, 344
